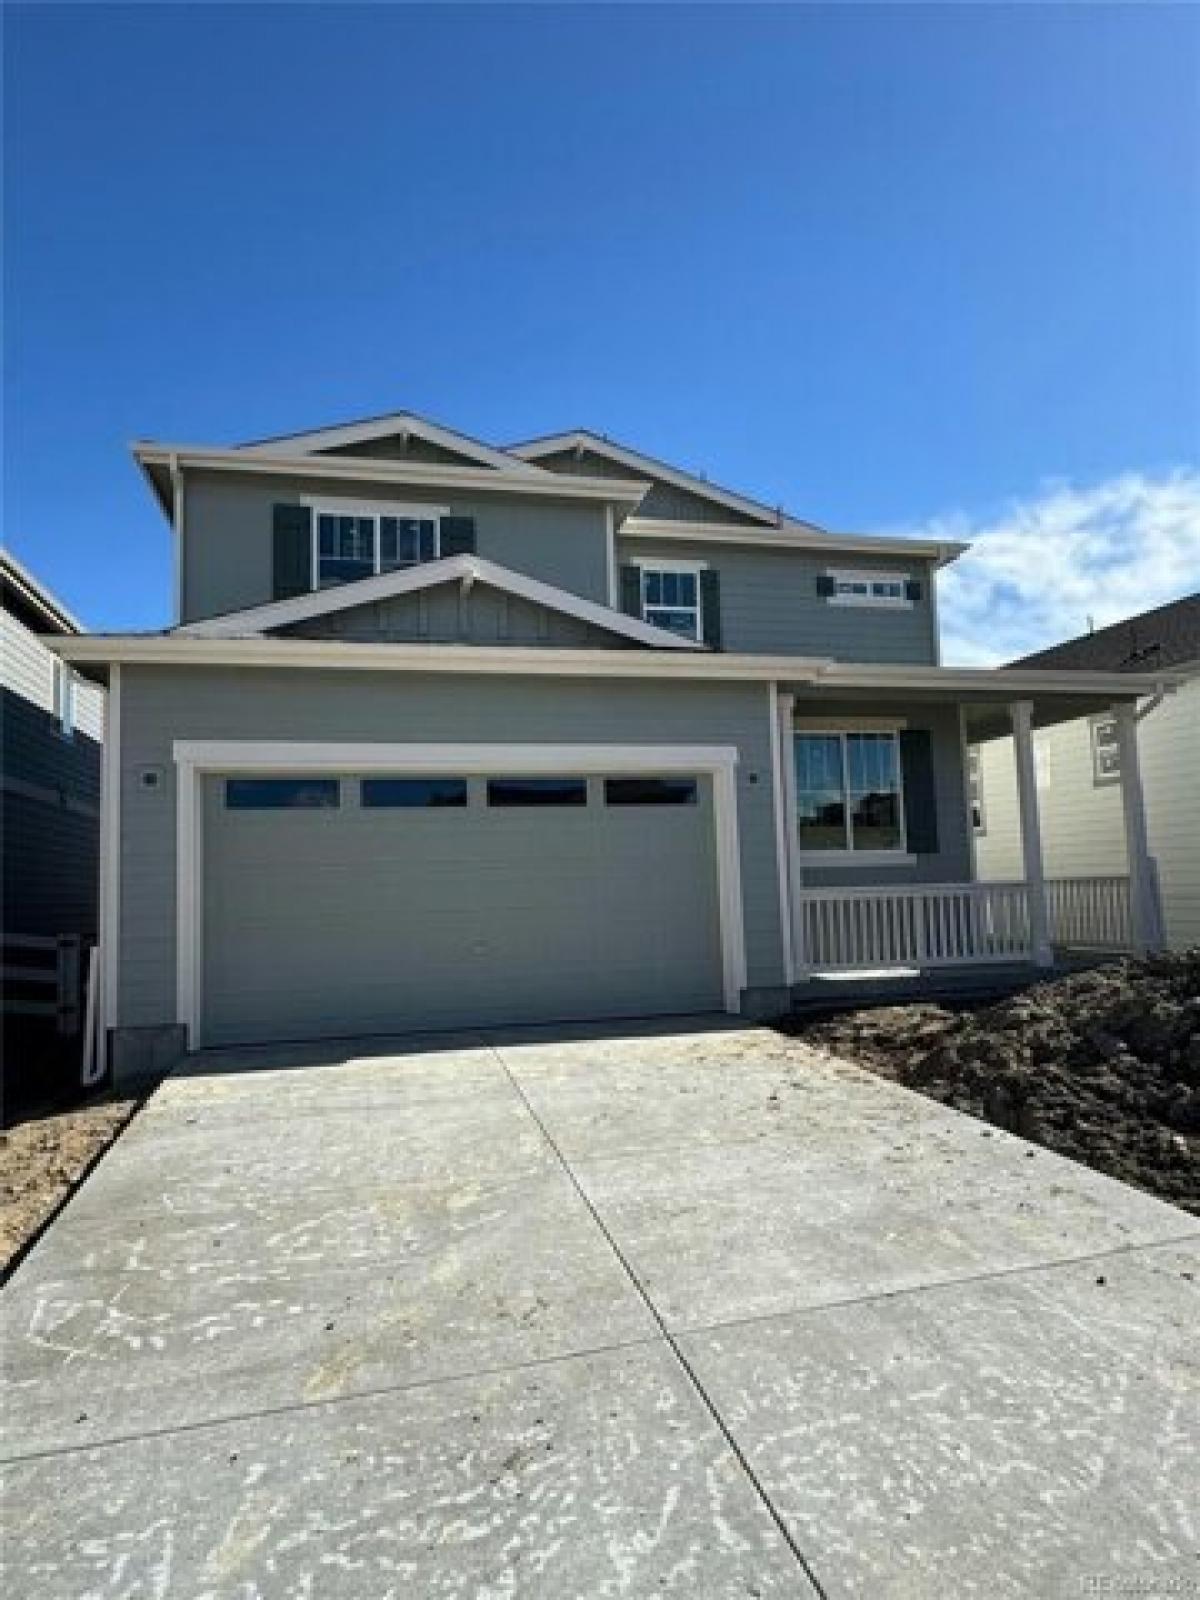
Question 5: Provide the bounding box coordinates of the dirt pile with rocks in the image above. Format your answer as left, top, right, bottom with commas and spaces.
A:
785, 952, 1199, 1214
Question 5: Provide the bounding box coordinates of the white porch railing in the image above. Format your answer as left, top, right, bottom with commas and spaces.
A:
799, 876, 1133, 972
1045, 875, 1133, 951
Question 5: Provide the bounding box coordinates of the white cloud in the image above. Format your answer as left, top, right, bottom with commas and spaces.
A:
905, 471, 1200, 667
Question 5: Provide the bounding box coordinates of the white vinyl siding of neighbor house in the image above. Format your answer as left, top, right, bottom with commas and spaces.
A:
1, 607, 104, 740
973, 676, 1200, 951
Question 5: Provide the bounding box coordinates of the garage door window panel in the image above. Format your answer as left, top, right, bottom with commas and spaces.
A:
604, 778, 698, 806
361, 778, 468, 808
487, 778, 588, 807
225, 778, 341, 810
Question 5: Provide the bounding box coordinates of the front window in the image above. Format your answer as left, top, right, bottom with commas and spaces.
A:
316, 509, 440, 588
794, 730, 905, 853
641, 566, 702, 641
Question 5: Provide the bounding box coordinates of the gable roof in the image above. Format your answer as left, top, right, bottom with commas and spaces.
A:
237, 410, 547, 477
507, 429, 795, 529
172, 553, 704, 650
2, 548, 84, 635
1009, 592, 1200, 674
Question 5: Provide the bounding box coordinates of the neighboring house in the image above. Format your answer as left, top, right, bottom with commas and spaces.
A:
49, 412, 1179, 1080
2, 551, 105, 1095
972, 594, 1200, 952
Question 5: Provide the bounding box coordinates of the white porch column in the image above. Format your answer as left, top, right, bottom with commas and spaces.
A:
1009, 700, 1052, 966
777, 691, 807, 979
1112, 699, 1160, 953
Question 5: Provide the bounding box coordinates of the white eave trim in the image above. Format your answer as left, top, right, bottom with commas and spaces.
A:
131, 444, 652, 514
508, 431, 786, 529
173, 553, 703, 650
47, 635, 1181, 699
237, 412, 550, 478
621, 517, 968, 567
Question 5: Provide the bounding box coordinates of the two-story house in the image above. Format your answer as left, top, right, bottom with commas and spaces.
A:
51, 412, 1177, 1081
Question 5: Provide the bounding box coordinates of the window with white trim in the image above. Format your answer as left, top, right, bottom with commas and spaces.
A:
315, 510, 440, 589
967, 746, 986, 834
1090, 715, 1121, 785
826, 569, 912, 608
639, 564, 703, 641
794, 730, 906, 853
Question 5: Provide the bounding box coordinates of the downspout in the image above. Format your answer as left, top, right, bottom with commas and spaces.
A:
169, 453, 185, 626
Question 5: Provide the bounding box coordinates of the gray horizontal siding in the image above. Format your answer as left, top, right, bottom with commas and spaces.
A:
534, 448, 766, 526
117, 668, 784, 1029
2, 688, 101, 941
181, 471, 611, 624
789, 697, 972, 887
621, 539, 938, 663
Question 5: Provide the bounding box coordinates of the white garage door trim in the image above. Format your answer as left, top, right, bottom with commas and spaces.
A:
173, 740, 747, 1048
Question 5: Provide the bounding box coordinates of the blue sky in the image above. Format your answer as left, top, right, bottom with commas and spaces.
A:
5, 3, 1198, 657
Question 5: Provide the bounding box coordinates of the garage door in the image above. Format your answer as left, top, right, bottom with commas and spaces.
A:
200, 769, 725, 1046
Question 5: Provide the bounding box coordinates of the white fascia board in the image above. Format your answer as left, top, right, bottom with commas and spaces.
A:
51, 635, 1180, 700
509, 431, 785, 529
174, 739, 739, 775
52, 634, 832, 682
238, 412, 550, 478
175, 554, 703, 651
622, 517, 969, 567
131, 444, 652, 512
816, 662, 1182, 698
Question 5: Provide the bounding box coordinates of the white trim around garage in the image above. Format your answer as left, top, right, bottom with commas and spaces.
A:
172, 740, 748, 1049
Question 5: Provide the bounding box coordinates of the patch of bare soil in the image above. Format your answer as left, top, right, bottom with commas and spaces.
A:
781, 951, 1200, 1214
1, 1096, 138, 1275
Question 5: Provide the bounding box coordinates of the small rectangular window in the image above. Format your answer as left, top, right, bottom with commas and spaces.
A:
825, 569, 912, 609
361, 778, 467, 808
487, 778, 588, 808
639, 564, 703, 641
604, 778, 698, 806
225, 778, 340, 810
1090, 716, 1121, 785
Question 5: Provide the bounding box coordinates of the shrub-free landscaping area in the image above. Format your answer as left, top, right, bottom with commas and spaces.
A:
782, 951, 1200, 1214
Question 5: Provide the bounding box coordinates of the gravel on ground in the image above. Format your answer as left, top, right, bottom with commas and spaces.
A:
780, 950, 1200, 1214
1, 1096, 138, 1274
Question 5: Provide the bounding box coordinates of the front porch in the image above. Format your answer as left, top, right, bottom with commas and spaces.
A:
771, 667, 1169, 992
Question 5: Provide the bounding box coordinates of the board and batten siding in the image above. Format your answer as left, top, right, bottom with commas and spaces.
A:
789, 697, 973, 887
620, 538, 939, 663
181, 471, 613, 624
115, 668, 786, 1030
973, 676, 1200, 951
283, 586, 632, 649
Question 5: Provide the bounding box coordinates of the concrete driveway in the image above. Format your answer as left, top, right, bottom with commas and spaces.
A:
3, 1023, 1197, 1598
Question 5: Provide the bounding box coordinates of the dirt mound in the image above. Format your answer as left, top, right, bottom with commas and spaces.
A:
785, 951, 1200, 1214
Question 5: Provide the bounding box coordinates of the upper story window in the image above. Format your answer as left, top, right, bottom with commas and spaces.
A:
794, 729, 906, 854
823, 569, 914, 608
639, 562, 705, 642
315, 509, 440, 589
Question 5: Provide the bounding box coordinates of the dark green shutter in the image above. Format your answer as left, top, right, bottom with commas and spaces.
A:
272, 504, 312, 599
816, 574, 835, 598
699, 569, 723, 650
440, 516, 476, 557
619, 564, 642, 617
899, 729, 939, 854
904, 578, 923, 602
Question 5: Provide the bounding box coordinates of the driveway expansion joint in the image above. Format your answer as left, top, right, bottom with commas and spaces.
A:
490, 1044, 833, 1600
